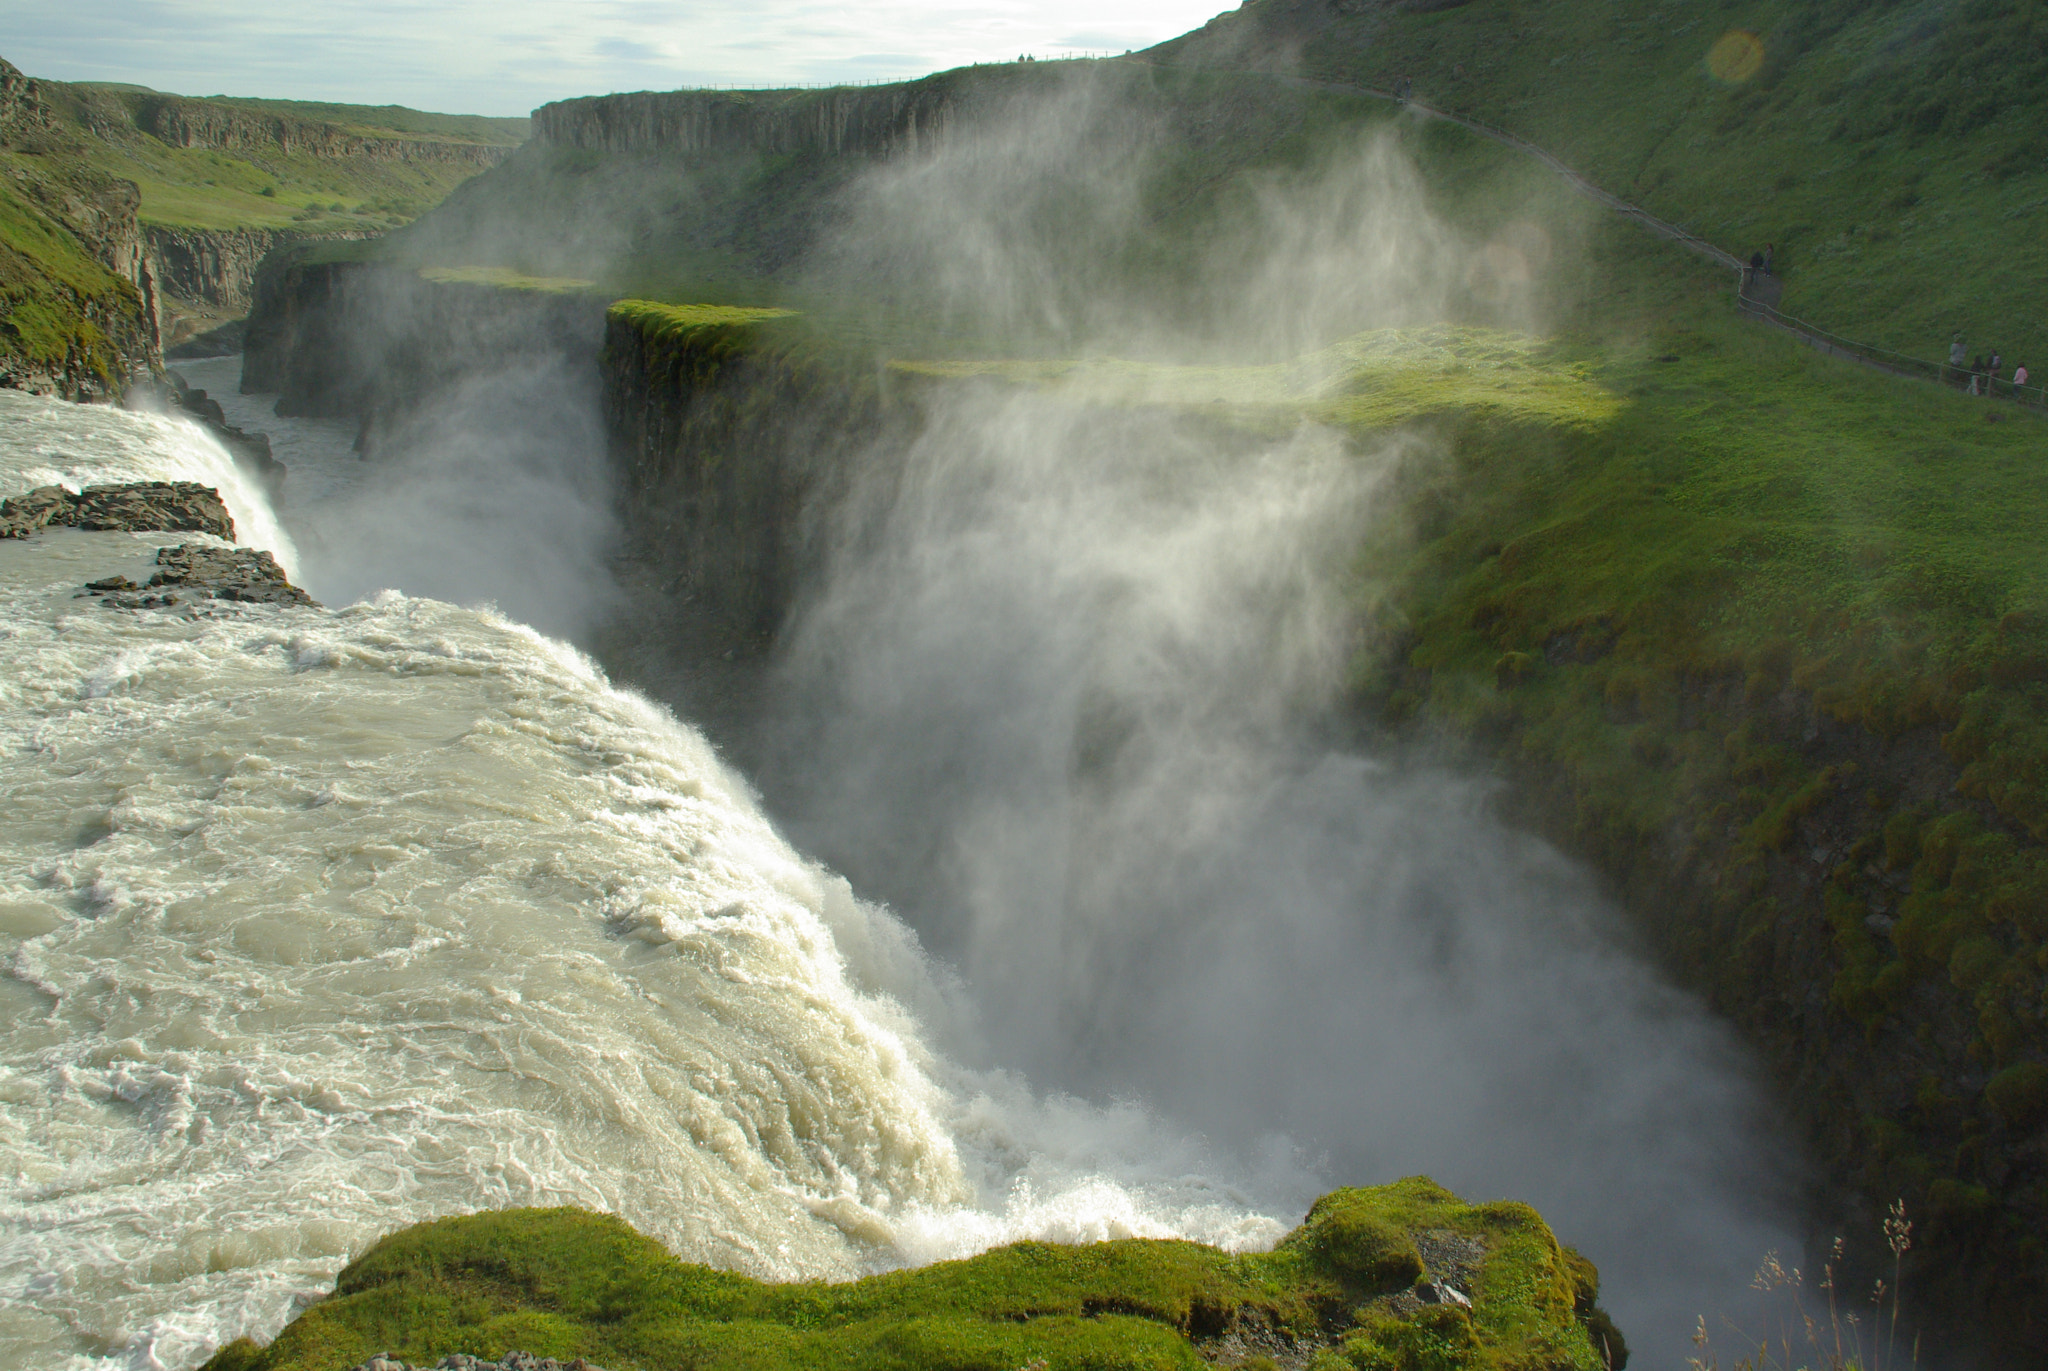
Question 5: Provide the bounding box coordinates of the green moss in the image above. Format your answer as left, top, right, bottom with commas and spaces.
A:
417, 266, 598, 293
201, 1182, 1614, 1371
1986, 1061, 2048, 1127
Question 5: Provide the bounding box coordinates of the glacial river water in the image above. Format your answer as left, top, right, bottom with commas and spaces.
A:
0, 363, 1795, 1370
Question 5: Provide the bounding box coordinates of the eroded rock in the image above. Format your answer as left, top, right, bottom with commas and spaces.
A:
82, 543, 316, 609
0, 481, 234, 540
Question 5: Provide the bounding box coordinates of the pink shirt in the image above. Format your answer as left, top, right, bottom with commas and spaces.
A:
2018, 366, 2031, 386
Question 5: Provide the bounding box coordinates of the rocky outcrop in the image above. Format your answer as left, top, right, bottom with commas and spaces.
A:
0, 56, 162, 395
599, 306, 913, 640
534, 81, 973, 159
0, 480, 233, 540
241, 250, 605, 441
132, 95, 513, 167
83, 543, 315, 608
146, 226, 374, 314
0, 54, 55, 146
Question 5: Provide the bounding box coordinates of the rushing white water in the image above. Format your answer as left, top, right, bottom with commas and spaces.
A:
0, 391, 297, 583
0, 394, 1285, 1371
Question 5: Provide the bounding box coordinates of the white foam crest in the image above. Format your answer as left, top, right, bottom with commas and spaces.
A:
0, 577, 1292, 1371
0, 587, 986, 1369
0, 390, 298, 579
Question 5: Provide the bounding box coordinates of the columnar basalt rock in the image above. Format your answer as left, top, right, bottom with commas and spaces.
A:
146, 225, 375, 314
531, 80, 975, 160
240, 254, 606, 438
132, 95, 513, 167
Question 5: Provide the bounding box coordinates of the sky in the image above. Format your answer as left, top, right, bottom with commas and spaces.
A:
4, 0, 1236, 118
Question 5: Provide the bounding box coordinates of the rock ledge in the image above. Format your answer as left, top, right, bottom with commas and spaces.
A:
84, 543, 316, 608
0, 481, 235, 541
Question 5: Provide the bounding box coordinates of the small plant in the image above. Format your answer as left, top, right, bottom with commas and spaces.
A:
1687, 1202, 1919, 1371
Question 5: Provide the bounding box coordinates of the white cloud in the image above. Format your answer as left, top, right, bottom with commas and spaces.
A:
4, 0, 1233, 116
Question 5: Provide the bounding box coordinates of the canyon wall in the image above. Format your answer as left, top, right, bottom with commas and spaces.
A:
147, 226, 374, 314
0, 58, 160, 397
241, 253, 606, 443
532, 81, 970, 160
599, 307, 920, 640
132, 95, 513, 167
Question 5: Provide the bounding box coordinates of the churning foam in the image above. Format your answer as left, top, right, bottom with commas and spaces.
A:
0, 390, 297, 582
0, 396, 1283, 1371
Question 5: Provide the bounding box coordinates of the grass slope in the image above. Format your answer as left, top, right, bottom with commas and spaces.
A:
7, 57, 524, 235
0, 169, 139, 387
199, 1181, 1620, 1371
1158, 0, 2048, 378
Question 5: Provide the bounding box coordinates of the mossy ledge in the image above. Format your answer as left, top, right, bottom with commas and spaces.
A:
199, 1179, 1623, 1371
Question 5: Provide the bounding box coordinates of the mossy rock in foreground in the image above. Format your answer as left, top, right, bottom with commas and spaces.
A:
200, 1177, 1623, 1371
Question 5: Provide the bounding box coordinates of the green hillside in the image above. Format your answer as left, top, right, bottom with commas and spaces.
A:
1157, 0, 2048, 379
37, 80, 527, 233
0, 160, 150, 393
0, 50, 528, 391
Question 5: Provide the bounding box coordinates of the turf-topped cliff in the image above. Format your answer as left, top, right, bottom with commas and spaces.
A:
199, 1181, 1625, 1371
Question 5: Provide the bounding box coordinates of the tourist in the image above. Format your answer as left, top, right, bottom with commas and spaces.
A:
1763, 242, 1774, 275
1949, 333, 1967, 385
2014, 363, 2031, 401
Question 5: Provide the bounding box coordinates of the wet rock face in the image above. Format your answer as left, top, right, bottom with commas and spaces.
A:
132, 370, 288, 497
83, 543, 316, 608
146, 225, 376, 314
0, 481, 234, 540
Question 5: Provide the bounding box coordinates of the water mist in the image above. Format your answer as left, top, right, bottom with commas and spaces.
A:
742, 84, 1802, 1363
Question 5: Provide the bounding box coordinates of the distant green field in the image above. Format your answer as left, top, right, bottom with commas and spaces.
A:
31, 76, 525, 232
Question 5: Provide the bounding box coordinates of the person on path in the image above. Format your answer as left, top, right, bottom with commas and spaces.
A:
1763, 242, 1774, 275
1991, 352, 2003, 394
2015, 363, 2031, 401
1949, 333, 1968, 386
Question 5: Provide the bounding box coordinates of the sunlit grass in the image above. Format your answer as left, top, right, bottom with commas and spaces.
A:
892, 325, 1623, 432
416, 265, 600, 293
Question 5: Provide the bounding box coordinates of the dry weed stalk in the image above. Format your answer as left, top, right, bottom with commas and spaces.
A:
1686, 1201, 1919, 1371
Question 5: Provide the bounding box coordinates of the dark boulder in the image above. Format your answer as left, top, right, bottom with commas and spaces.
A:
1, 481, 236, 540
83, 542, 317, 608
